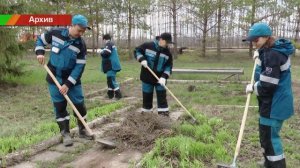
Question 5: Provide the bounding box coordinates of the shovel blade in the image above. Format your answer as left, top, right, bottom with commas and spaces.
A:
96, 139, 117, 149
217, 164, 236, 168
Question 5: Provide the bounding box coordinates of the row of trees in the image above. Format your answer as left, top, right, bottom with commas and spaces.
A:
1, 0, 300, 80
82, 0, 300, 58
7, 0, 300, 57
4, 1, 300, 51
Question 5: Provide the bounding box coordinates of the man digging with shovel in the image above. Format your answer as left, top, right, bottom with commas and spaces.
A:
35, 14, 93, 147
134, 32, 173, 117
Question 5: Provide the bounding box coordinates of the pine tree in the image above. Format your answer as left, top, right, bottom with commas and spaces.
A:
0, 1, 26, 81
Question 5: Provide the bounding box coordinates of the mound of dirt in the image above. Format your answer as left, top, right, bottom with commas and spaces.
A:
105, 112, 174, 152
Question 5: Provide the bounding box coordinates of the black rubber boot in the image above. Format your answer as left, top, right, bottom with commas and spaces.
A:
142, 92, 153, 112
107, 90, 114, 99
265, 158, 286, 168
115, 89, 122, 100
157, 90, 169, 117
57, 120, 73, 147
78, 119, 94, 140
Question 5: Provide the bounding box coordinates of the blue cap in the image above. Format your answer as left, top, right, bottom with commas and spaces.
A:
72, 14, 91, 30
243, 23, 272, 41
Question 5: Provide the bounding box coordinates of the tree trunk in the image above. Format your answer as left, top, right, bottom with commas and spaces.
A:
216, 0, 222, 58
201, 21, 208, 57
249, 0, 256, 57
201, 0, 208, 57
172, 0, 178, 59
56, 1, 59, 15
127, 0, 132, 59
89, 3, 95, 54
294, 5, 300, 56
95, 0, 99, 51
294, 6, 300, 43
117, 16, 120, 44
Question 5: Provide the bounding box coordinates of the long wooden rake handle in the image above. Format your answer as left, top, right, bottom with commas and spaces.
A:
145, 66, 197, 122
231, 59, 257, 166
44, 64, 93, 135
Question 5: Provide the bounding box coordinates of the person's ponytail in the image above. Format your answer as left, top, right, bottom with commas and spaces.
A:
264, 36, 276, 48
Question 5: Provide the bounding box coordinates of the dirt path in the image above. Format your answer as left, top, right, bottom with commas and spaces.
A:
62, 148, 143, 168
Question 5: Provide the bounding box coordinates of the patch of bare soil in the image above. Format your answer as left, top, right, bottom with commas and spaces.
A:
105, 112, 174, 152
62, 148, 143, 168
61, 112, 176, 168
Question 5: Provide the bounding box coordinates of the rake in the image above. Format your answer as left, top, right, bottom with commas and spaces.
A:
145, 66, 198, 124
217, 57, 257, 168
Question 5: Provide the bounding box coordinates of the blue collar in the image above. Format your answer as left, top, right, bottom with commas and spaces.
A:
154, 40, 159, 50
61, 28, 69, 37
62, 28, 81, 43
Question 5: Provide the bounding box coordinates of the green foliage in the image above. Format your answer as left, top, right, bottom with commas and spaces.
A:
0, 102, 124, 156
176, 124, 196, 136
0, 2, 27, 81
0, 124, 57, 156
0, 28, 25, 80
87, 101, 124, 120
141, 152, 168, 168
141, 112, 233, 167
19, 40, 35, 51
291, 40, 300, 50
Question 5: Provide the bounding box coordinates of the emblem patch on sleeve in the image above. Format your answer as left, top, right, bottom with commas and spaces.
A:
266, 67, 272, 75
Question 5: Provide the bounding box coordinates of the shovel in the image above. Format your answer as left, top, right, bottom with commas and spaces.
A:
44, 64, 116, 148
145, 66, 198, 124
217, 56, 258, 168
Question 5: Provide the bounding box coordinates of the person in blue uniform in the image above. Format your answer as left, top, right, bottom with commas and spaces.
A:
100, 34, 122, 99
35, 14, 93, 147
134, 32, 173, 117
244, 23, 295, 168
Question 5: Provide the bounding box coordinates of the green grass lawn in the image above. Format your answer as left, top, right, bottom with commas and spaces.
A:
138, 78, 299, 167
1, 50, 299, 167
0, 53, 133, 156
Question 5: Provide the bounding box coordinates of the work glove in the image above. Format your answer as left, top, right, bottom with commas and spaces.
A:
245, 84, 253, 94
253, 50, 259, 60
141, 60, 148, 68
158, 77, 166, 86
96, 48, 103, 53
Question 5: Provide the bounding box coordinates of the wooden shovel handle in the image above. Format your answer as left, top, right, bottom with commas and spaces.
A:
43, 64, 93, 135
